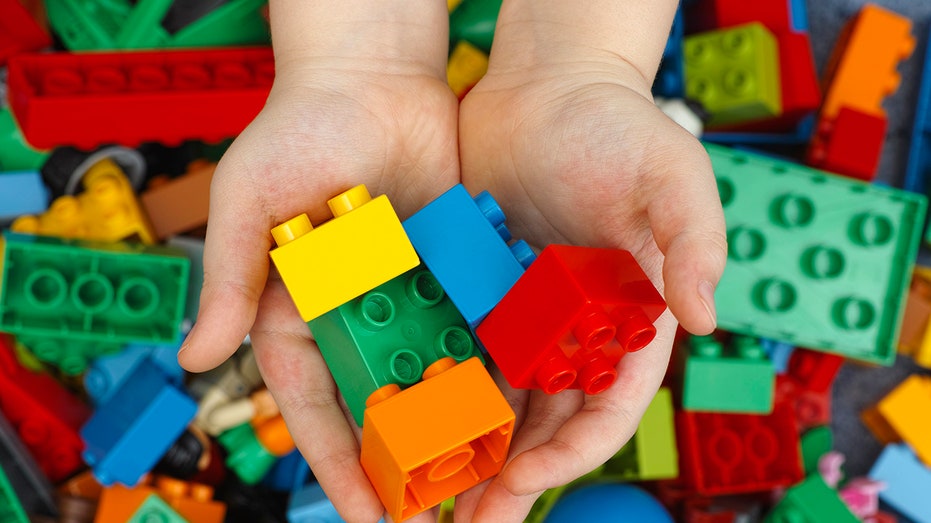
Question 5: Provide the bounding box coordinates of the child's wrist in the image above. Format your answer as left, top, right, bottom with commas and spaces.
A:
487, 0, 676, 90
269, 0, 448, 80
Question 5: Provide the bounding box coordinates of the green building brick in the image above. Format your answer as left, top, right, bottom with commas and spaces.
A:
0, 109, 48, 171
601, 387, 678, 481
680, 335, 775, 414
0, 468, 28, 523
127, 494, 188, 523
217, 422, 277, 485
449, 0, 502, 54
709, 143, 927, 365
169, 0, 270, 49
113, 0, 174, 49
800, 426, 834, 475
764, 474, 859, 523
45, 0, 269, 51
43, 0, 125, 50
0, 233, 189, 373
684, 22, 782, 127
309, 265, 482, 426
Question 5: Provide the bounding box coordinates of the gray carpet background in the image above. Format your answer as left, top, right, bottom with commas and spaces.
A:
804, 0, 931, 478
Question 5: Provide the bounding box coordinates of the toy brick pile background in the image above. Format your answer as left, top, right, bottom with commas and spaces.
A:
2, 0, 931, 521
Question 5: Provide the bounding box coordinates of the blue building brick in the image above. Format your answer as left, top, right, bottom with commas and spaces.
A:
287, 482, 385, 523
905, 31, 931, 200
760, 338, 796, 374
261, 449, 311, 492
402, 184, 535, 328
788, 0, 809, 31
81, 359, 196, 486
653, 6, 684, 98
0, 171, 47, 222
870, 444, 931, 523
84, 343, 184, 405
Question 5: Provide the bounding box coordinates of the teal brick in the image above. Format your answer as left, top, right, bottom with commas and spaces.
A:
680, 335, 775, 413
685, 22, 782, 127
0, 232, 189, 372
709, 143, 927, 365
308, 265, 482, 426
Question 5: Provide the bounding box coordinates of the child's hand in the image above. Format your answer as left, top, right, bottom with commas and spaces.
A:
178, 56, 459, 521
454, 53, 727, 521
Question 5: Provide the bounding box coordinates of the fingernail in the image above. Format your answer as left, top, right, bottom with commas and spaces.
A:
698, 280, 717, 329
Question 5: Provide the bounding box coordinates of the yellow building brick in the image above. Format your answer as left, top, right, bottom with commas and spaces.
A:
270, 185, 420, 322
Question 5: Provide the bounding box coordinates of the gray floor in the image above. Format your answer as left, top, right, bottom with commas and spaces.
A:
804, 0, 931, 478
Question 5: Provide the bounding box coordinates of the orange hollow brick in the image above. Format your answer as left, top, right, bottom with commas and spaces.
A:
140, 161, 216, 241
270, 184, 420, 322
820, 4, 915, 120
12, 158, 157, 244
361, 357, 515, 522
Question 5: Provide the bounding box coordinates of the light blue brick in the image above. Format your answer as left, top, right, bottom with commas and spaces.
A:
402, 184, 535, 328
870, 444, 931, 523
0, 171, 47, 222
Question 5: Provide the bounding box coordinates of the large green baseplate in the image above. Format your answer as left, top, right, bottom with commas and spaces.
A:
709, 143, 927, 365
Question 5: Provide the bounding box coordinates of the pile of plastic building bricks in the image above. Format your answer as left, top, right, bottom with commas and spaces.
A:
1, 0, 930, 521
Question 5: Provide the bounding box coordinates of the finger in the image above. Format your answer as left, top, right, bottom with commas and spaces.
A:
486, 311, 676, 498
455, 386, 576, 522
251, 276, 384, 522
178, 149, 273, 372
644, 126, 727, 335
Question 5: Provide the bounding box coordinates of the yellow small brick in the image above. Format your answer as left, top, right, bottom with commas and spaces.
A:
447, 41, 488, 98
270, 186, 420, 322
877, 375, 931, 467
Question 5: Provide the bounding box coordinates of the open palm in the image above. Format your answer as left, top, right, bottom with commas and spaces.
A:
454, 59, 727, 521
179, 65, 460, 522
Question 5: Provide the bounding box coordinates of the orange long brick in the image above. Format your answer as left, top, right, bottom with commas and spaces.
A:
820, 4, 914, 119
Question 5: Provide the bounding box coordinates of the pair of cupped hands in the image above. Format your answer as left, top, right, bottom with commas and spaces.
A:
178, 28, 727, 522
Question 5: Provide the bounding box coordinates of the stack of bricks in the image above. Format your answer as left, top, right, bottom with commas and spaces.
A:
3, 0, 931, 522
269, 182, 667, 521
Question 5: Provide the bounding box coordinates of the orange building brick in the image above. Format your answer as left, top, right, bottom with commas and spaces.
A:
93, 476, 225, 523
820, 4, 914, 120
361, 357, 515, 522
141, 161, 215, 240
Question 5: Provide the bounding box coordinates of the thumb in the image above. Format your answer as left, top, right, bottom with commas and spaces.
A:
645, 134, 727, 335
178, 160, 271, 373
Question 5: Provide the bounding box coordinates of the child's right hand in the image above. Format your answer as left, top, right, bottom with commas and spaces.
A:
178, 40, 460, 522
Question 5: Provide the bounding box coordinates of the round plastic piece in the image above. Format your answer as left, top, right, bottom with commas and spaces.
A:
544, 484, 674, 523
